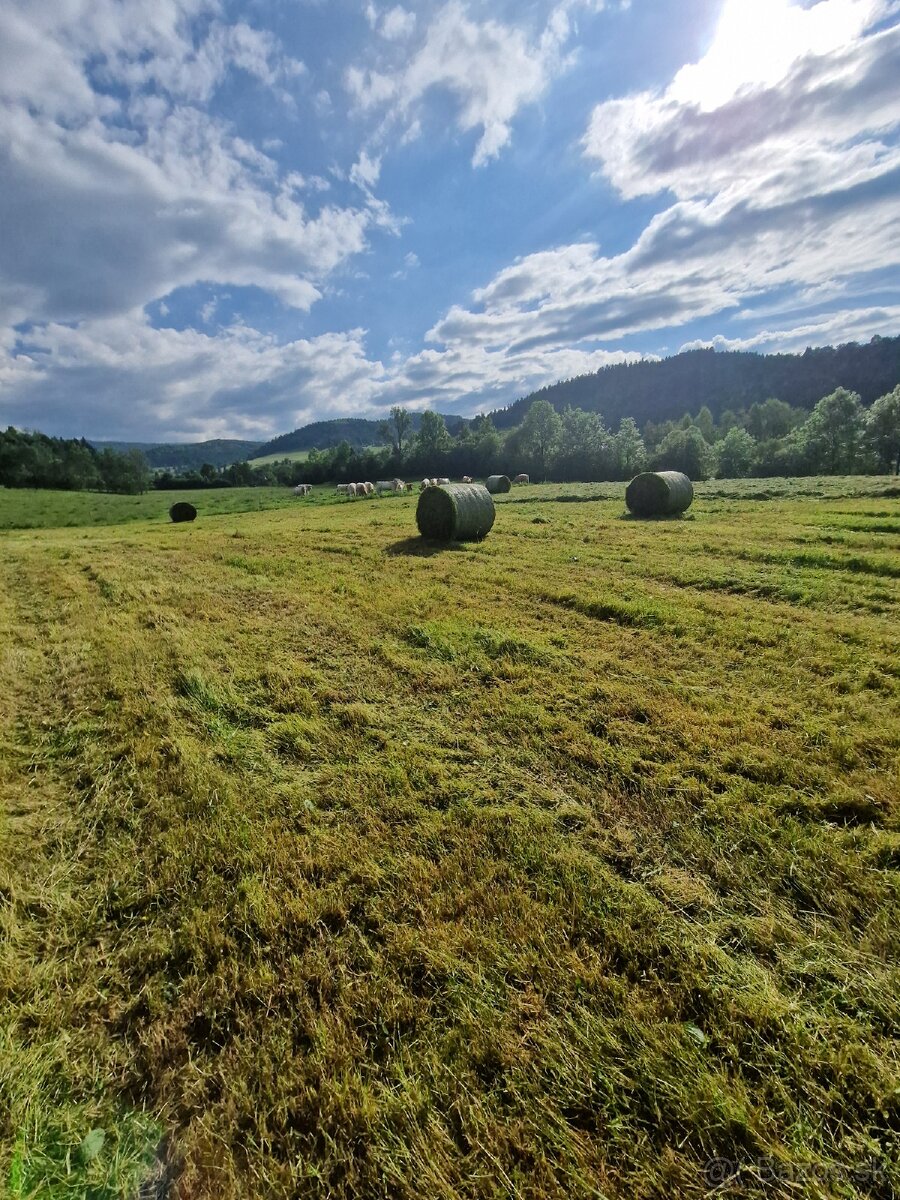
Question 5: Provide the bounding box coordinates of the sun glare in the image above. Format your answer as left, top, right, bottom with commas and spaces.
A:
670, 0, 877, 110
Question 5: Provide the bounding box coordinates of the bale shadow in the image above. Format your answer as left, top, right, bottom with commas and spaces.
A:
618, 511, 694, 522
386, 536, 470, 557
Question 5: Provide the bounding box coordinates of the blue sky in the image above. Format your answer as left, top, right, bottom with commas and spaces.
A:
0, 0, 898, 442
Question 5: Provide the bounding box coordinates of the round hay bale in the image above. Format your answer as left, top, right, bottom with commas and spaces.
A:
169, 501, 197, 523
416, 483, 495, 542
485, 474, 511, 494
625, 471, 693, 517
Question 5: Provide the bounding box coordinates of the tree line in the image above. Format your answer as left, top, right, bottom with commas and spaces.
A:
291, 385, 900, 485
3, 383, 898, 496
493, 337, 900, 430
0, 428, 151, 493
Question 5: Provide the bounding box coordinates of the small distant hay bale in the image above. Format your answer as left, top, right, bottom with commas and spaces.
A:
169, 501, 197, 523
485, 474, 511, 494
416, 483, 495, 542
625, 471, 693, 517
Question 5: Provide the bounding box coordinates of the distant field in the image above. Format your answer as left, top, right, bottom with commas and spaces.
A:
0, 486, 317, 530
249, 445, 382, 466
2, 475, 897, 532
1, 477, 898, 1197
247, 448, 312, 466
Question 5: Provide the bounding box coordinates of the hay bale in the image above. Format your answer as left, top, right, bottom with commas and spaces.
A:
169, 501, 197, 523
625, 471, 693, 517
485, 474, 511, 494
416, 483, 495, 542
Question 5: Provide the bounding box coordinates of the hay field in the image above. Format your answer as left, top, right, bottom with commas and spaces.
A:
0, 487, 305, 531
1, 480, 899, 1199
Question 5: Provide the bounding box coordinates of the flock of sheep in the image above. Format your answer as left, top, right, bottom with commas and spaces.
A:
292, 474, 530, 499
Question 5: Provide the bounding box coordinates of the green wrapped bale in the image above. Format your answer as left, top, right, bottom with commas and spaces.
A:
625, 471, 694, 517
485, 474, 511, 494
416, 483, 496, 542
169, 502, 197, 523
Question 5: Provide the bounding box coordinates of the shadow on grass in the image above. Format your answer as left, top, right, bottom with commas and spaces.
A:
618, 511, 695, 522
503, 493, 618, 505
386, 537, 471, 557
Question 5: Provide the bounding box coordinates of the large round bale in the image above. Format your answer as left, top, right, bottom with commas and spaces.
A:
169, 501, 197, 523
416, 483, 496, 542
625, 471, 694, 517
485, 474, 511, 494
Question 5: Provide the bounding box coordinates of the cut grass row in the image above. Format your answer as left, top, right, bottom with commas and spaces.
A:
0, 483, 898, 1198
1, 474, 898, 532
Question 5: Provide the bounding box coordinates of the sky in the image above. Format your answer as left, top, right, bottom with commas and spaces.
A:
0, 0, 898, 442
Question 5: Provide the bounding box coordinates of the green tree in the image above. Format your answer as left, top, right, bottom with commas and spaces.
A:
694, 405, 716, 442
554, 407, 611, 481
746, 398, 798, 441
799, 388, 866, 474
379, 406, 413, 456
415, 410, 452, 461
612, 417, 647, 479
470, 414, 502, 475
716, 427, 756, 478
520, 399, 562, 480
651, 426, 714, 479
866, 385, 900, 474
97, 448, 150, 494
718, 409, 744, 437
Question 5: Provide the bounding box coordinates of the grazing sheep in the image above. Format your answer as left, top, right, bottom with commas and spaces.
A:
336, 483, 350, 495
513, 473, 530, 485
436, 477, 450, 485
461, 475, 473, 483
293, 483, 311, 496
419, 478, 434, 491
363, 482, 375, 495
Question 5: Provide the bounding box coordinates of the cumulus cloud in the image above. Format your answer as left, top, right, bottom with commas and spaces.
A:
0, 303, 648, 439
584, 10, 900, 201
410, 0, 900, 369
1, 313, 388, 440
380, 6, 416, 40
2, 0, 898, 442
346, 1, 577, 165
678, 305, 900, 354
0, 0, 375, 326
349, 149, 383, 189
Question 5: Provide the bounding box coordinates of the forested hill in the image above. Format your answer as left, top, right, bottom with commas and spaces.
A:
491, 336, 900, 430
254, 413, 465, 459
91, 439, 262, 469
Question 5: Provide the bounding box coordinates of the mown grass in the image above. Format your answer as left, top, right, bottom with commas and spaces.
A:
0, 486, 314, 530
0, 479, 898, 1199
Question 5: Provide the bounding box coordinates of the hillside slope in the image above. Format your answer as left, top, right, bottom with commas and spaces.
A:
91, 439, 262, 470
492, 336, 900, 429
254, 413, 466, 460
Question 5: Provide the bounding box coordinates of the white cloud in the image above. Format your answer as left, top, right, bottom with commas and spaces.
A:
381, 6, 416, 39
0, 2, 379, 325
349, 149, 383, 189
678, 305, 900, 354
346, 1, 577, 166
394, 0, 898, 366
1, 313, 388, 440
584, 0, 899, 200
0, 300, 650, 439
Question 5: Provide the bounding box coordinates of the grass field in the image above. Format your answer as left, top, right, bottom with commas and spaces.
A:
0, 487, 306, 531
1, 478, 899, 1198
247, 449, 314, 467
